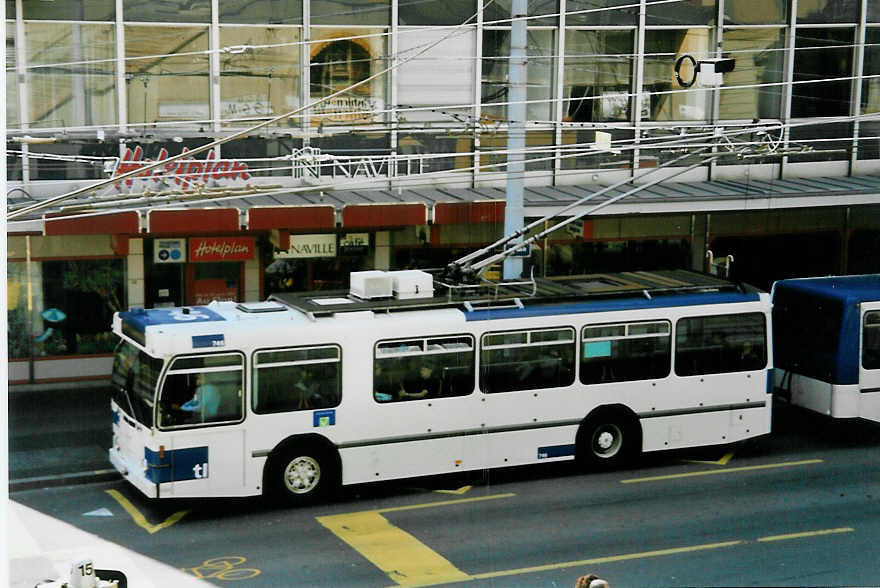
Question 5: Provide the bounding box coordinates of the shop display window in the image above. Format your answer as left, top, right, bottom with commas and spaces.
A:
792, 28, 853, 118
219, 26, 302, 127
642, 28, 713, 121
720, 28, 785, 120
8, 259, 124, 358
190, 262, 242, 306
563, 30, 634, 123
24, 22, 117, 130
482, 29, 555, 122
124, 25, 210, 126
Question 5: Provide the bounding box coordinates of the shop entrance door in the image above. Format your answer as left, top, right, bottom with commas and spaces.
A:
187, 262, 243, 306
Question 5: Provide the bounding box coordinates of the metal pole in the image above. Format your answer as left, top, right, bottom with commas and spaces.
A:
503, 0, 527, 279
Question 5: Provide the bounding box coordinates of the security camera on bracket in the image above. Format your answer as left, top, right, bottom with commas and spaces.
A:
674, 55, 736, 88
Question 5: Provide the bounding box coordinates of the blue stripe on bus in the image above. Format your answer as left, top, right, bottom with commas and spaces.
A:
144, 446, 209, 484
120, 306, 226, 333
464, 291, 761, 321
538, 444, 576, 459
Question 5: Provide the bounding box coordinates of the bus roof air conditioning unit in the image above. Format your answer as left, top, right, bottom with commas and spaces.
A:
389, 270, 434, 299
350, 271, 393, 300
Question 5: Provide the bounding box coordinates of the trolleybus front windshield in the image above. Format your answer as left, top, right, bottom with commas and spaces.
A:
112, 340, 163, 427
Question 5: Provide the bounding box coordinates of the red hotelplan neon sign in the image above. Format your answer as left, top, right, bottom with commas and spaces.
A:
189, 237, 255, 262
113, 145, 251, 188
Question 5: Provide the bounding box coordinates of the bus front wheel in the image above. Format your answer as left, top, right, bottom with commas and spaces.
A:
576, 410, 640, 470
267, 444, 338, 505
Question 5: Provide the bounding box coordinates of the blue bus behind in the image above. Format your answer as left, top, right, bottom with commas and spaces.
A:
772, 274, 880, 421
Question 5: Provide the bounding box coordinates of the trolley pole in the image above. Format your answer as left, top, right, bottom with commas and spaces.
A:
503, 0, 527, 279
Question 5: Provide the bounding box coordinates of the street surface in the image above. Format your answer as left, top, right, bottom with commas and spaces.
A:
9, 392, 880, 587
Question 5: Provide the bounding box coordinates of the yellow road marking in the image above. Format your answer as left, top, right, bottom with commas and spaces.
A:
621, 459, 823, 483
106, 489, 189, 534
434, 485, 472, 495
685, 451, 735, 465
470, 540, 745, 581
317, 493, 514, 587
378, 493, 516, 514
758, 527, 854, 542
319, 511, 470, 586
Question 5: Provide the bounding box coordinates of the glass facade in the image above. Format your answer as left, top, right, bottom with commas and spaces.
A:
5, 1, 878, 173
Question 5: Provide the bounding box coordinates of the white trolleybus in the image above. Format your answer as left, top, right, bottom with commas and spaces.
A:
772, 274, 880, 422
109, 269, 772, 503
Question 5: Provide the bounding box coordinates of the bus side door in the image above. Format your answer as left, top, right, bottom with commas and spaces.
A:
859, 303, 880, 422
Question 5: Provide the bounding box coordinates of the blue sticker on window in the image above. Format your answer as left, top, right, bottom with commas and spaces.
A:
313, 409, 336, 427
192, 334, 226, 348
584, 340, 612, 358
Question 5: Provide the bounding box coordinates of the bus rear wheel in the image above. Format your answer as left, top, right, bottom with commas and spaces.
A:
268, 445, 338, 505
576, 411, 639, 470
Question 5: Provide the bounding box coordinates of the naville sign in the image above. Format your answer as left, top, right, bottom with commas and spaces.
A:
189, 237, 255, 262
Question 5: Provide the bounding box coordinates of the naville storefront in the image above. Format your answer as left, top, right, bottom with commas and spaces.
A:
6, 0, 880, 384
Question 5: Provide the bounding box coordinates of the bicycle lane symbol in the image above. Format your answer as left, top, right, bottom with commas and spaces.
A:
184, 556, 261, 581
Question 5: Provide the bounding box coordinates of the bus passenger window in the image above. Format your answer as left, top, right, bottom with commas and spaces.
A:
581, 321, 670, 385
253, 346, 341, 414
158, 353, 244, 427
481, 328, 575, 393
675, 313, 766, 376
374, 336, 474, 402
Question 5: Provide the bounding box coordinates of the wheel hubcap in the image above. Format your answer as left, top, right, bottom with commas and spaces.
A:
592, 424, 623, 458
283, 456, 320, 494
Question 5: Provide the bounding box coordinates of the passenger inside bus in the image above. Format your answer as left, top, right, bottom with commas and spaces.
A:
175, 373, 221, 422
399, 363, 442, 400
374, 362, 397, 402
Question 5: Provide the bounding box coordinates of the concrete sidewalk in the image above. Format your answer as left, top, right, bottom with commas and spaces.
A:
8, 500, 211, 588
9, 383, 119, 492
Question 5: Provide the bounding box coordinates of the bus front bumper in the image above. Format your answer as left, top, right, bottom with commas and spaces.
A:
109, 447, 158, 499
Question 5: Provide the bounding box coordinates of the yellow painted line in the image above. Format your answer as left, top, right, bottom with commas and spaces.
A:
318, 493, 514, 587
621, 459, 823, 484
377, 493, 516, 514
470, 540, 744, 581
106, 489, 189, 534
758, 527, 854, 542
434, 485, 472, 495
319, 511, 470, 587
685, 451, 735, 465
